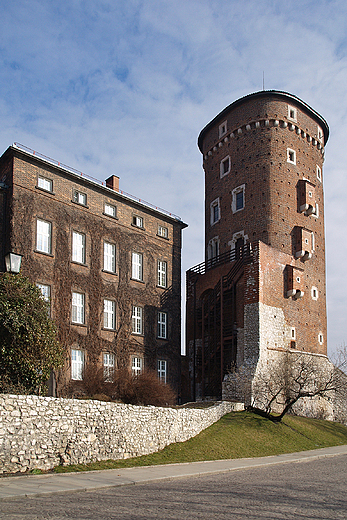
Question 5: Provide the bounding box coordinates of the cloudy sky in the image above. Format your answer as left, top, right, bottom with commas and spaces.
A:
1, 0, 347, 356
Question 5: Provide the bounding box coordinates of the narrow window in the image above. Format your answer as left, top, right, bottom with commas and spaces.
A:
219, 121, 227, 138
36, 283, 51, 316
318, 333, 324, 345
316, 165, 322, 182
158, 360, 167, 383
103, 353, 115, 382
290, 327, 296, 340
103, 299, 115, 329
158, 312, 167, 339
132, 252, 143, 281
73, 190, 87, 206
72, 292, 85, 324
132, 306, 143, 334
287, 148, 296, 165
37, 176, 53, 192
232, 185, 245, 213
158, 260, 167, 288
158, 225, 168, 238
311, 286, 319, 301
207, 237, 220, 260
131, 356, 143, 375
210, 198, 220, 225
72, 231, 86, 264
104, 242, 116, 273
220, 156, 231, 177
104, 203, 117, 217
132, 215, 143, 228
71, 349, 84, 380
288, 106, 297, 121
36, 219, 52, 254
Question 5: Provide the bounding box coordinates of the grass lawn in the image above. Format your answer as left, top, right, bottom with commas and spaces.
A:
53, 411, 347, 473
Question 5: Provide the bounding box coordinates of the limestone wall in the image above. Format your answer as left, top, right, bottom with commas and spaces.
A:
0, 395, 243, 474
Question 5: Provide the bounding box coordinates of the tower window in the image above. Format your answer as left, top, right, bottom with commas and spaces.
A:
287, 148, 296, 165
318, 333, 323, 345
219, 121, 227, 138
220, 156, 231, 177
288, 106, 297, 121
316, 165, 322, 182
210, 198, 220, 225
311, 286, 319, 301
232, 185, 245, 213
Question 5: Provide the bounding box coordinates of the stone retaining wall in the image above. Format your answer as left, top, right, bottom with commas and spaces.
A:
0, 395, 244, 474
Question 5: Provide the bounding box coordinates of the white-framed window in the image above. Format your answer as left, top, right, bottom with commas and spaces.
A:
232, 185, 245, 213
318, 333, 324, 345
207, 236, 220, 260
104, 203, 117, 218
287, 148, 296, 165
103, 352, 115, 382
157, 260, 167, 288
73, 190, 87, 205
37, 176, 53, 192
104, 299, 116, 330
132, 252, 143, 281
72, 292, 85, 324
158, 225, 168, 238
104, 242, 116, 273
158, 360, 167, 383
132, 215, 143, 228
36, 283, 51, 315
219, 120, 227, 138
132, 356, 143, 376
210, 198, 220, 225
71, 349, 84, 380
288, 105, 297, 121
72, 231, 86, 264
311, 286, 319, 301
316, 165, 322, 182
36, 219, 52, 254
220, 155, 231, 178
158, 311, 167, 339
132, 305, 143, 335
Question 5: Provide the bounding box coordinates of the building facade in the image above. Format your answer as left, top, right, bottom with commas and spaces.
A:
0, 143, 187, 398
185, 90, 329, 404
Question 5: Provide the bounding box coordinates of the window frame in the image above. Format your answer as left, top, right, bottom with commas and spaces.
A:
103, 352, 115, 382
207, 236, 220, 260
287, 148, 296, 165
72, 231, 86, 264
103, 241, 116, 273
71, 349, 84, 381
210, 198, 220, 225
132, 305, 143, 335
36, 283, 51, 315
132, 215, 144, 228
37, 176, 53, 192
72, 291, 85, 325
219, 120, 227, 138
131, 356, 143, 376
288, 105, 297, 121
220, 155, 231, 178
232, 184, 245, 213
157, 225, 168, 238
316, 165, 322, 182
131, 252, 143, 281
36, 218, 52, 254
104, 203, 117, 218
103, 299, 116, 330
157, 260, 167, 288
157, 359, 167, 383
157, 311, 167, 339
73, 190, 87, 206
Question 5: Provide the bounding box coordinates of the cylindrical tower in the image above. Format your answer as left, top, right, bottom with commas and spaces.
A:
197, 90, 328, 356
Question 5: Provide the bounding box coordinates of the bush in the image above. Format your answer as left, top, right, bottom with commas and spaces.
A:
68, 364, 176, 407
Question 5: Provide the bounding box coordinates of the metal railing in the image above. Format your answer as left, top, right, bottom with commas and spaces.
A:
13, 142, 183, 221
187, 243, 254, 276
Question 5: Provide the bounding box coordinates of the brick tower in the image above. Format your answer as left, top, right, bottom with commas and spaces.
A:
185, 90, 329, 404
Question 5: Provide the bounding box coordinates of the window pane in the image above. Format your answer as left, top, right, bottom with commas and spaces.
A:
132, 306, 143, 334
103, 352, 115, 382
72, 292, 85, 324
72, 232, 85, 263
71, 349, 84, 380
157, 360, 167, 383
158, 261, 167, 288
104, 299, 115, 329
104, 203, 116, 217
38, 176, 52, 192
36, 219, 51, 254
132, 252, 143, 280
158, 312, 167, 339
132, 357, 143, 375
104, 242, 116, 272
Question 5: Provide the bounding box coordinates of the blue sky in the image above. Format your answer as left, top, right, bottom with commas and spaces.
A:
1, 0, 347, 356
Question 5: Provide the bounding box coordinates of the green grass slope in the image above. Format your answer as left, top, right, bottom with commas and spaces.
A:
54, 412, 347, 473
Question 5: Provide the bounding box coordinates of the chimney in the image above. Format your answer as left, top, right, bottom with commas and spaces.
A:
105, 175, 119, 192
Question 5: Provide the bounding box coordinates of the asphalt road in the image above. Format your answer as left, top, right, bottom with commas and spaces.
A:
2, 454, 347, 519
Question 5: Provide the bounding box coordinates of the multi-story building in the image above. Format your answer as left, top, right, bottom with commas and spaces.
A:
185, 90, 329, 404
0, 143, 187, 397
